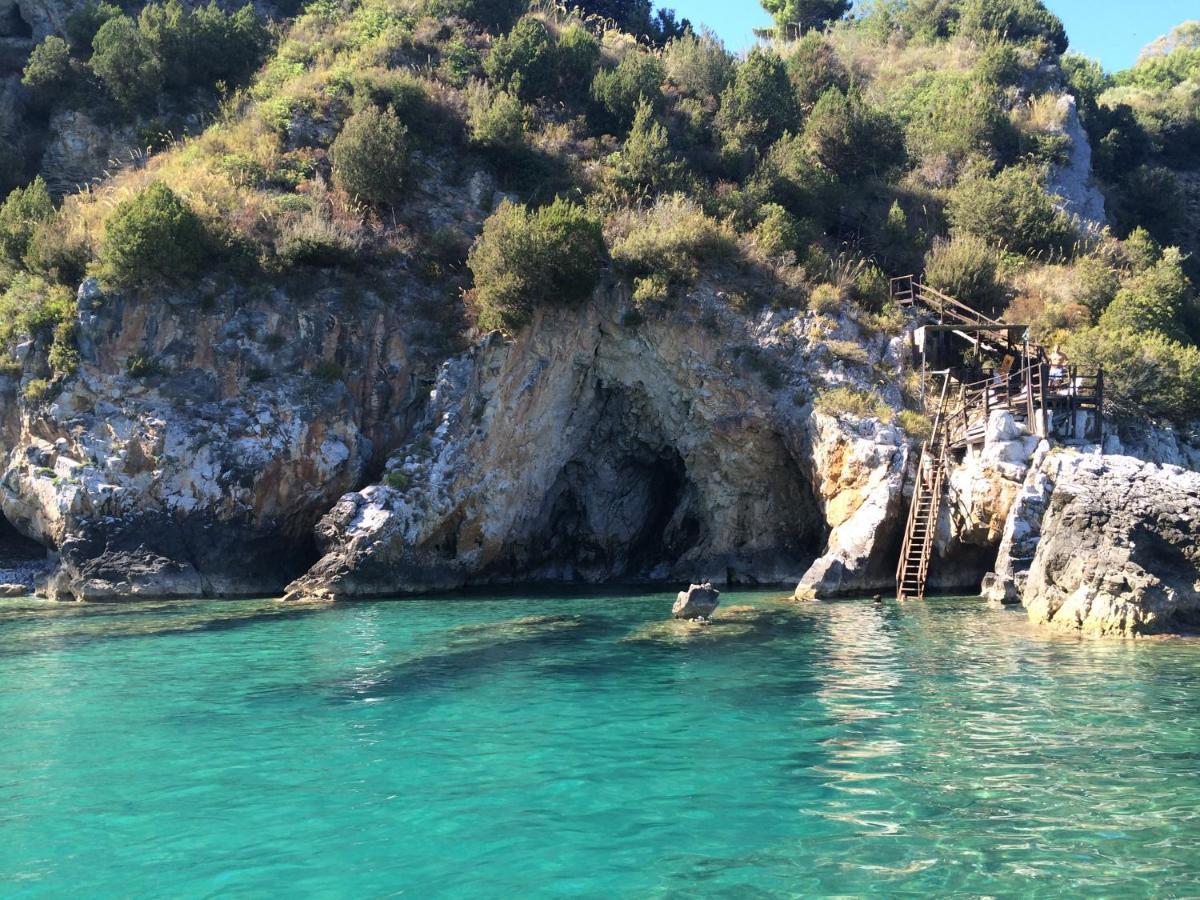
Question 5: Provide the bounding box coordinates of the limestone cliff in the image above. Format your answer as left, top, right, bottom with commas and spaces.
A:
284, 286, 908, 600
0, 275, 452, 599
1017, 454, 1200, 636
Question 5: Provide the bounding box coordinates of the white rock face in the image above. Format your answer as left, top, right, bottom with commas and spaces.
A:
673, 582, 720, 619
793, 413, 908, 599
286, 289, 909, 601
1019, 453, 1200, 636
0, 281, 441, 600
1048, 94, 1108, 229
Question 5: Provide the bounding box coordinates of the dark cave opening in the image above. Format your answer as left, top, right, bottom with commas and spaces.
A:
0, 511, 46, 564
533, 444, 694, 582
1, 3, 31, 39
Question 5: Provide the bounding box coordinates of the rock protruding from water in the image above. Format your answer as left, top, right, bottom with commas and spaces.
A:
1022, 454, 1200, 636
0, 582, 27, 597
673, 582, 720, 620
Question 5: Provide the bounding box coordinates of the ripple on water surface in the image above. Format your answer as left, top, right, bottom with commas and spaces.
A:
2, 591, 1200, 896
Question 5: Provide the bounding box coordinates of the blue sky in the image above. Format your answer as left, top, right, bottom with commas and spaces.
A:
671, 0, 1197, 72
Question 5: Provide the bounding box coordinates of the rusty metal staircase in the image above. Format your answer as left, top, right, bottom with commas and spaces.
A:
896, 375, 951, 602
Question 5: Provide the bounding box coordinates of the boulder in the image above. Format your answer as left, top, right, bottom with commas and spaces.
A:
0, 582, 27, 596
673, 582, 720, 620
1022, 454, 1200, 636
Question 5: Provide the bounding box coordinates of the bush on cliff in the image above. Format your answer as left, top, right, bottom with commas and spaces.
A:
21, 37, 72, 108
947, 165, 1075, 257
483, 16, 557, 100
330, 106, 409, 207
923, 234, 1006, 314
814, 386, 894, 422
101, 182, 210, 287
591, 51, 665, 132
607, 195, 738, 285
467, 198, 605, 333
0, 177, 55, 264
90, 16, 164, 111
1069, 326, 1200, 425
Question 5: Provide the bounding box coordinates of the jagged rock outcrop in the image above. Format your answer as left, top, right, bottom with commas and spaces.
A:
0, 276, 451, 600
673, 582, 719, 619
792, 413, 907, 599
930, 411, 1043, 593
1048, 94, 1108, 230
1020, 454, 1200, 636
39, 110, 141, 195
285, 287, 907, 601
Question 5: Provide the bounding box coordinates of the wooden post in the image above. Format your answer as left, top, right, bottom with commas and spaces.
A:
1038, 363, 1048, 438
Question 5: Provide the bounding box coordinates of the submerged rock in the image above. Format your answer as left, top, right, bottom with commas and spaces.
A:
1021, 454, 1200, 636
673, 582, 720, 619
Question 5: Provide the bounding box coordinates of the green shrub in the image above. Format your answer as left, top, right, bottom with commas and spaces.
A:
1068, 326, 1200, 425
313, 360, 344, 382
384, 469, 410, 490
439, 33, 481, 87
65, 0, 122, 51
48, 319, 80, 377
946, 166, 1074, 257
923, 234, 1006, 313
957, 0, 1068, 54
611, 100, 682, 195
608, 195, 738, 283
1070, 255, 1120, 319
468, 198, 605, 332
467, 84, 526, 152
1121, 227, 1161, 273
101, 182, 210, 287
0, 273, 74, 346
802, 88, 904, 179
760, 0, 850, 36
715, 47, 798, 152
809, 282, 841, 315
663, 29, 732, 99
484, 16, 556, 100
748, 133, 833, 225
330, 105, 408, 206
898, 409, 932, 442
754, 203, 801, 256
178, 3, 268, 88
126, 354, 166, 377
591, 51, 664, 132
427, 0, 524, 32
23, 379, 51, 404
554, 24, 600, 100
1110, 165, 1187, 245
892, 71, 1012, 172
1099, 247, 1192, 343
814, 386, 895, 422
24, 215, 89, 286
90, 1, 267, 110
0, 177, 54, 263
21, 37, 72, 107
786, 32, 848, 111
90, 16, 164, 110
633, 272, 670, 305
276, 211, 364, 268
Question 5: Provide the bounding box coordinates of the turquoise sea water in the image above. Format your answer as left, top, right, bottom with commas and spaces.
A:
3, 590, 1200, 897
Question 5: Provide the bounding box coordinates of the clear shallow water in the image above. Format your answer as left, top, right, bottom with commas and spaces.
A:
3, 591, 1200, 897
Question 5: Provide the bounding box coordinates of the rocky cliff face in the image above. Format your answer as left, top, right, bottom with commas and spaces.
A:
1017, 454, 1200, 636
0, 275, 453, 599
284, 286, 909, 600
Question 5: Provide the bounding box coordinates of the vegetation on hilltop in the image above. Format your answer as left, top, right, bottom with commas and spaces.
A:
1, 0, 1198, 429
